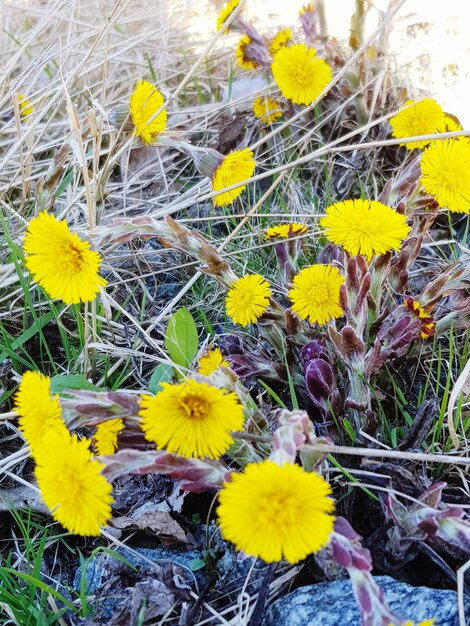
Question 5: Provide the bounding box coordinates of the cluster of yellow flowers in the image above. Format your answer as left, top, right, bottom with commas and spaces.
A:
20, 70, 467, 312
15, 371, 113, 536
12, 3, 467, 601
224, 198, 410, 327
14, 294, 338, 558
14, 367, 335, 564
390, 98, 470, 213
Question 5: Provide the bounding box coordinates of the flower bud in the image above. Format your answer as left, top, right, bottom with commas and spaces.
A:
304, 357, 342, 420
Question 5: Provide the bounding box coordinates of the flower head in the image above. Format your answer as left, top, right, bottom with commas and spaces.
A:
390, 99, 445, 150
35, 429, 113, 536
212, 148, 255, 207
289, 265, 344, 325
226, 274, 271, 326
252, 96, 282, 124
130, 80, 167, 145
198, 348, 229, 376
269, 28, 292, 55
320, 199, 410, 259
272, 43, 332, 105
440, 115, 462, 133
94, 418, 124, 456
216, 0, 241, 32
264, 222, 308, 239
17, 93, 33, 118
403, 297, 435, 339
235, 36, 258, 70
14, 371, 67, 454
24, 211, 107, 304
139, 379, 244, 459
420, 138, 470, 213
217, 460, 335, 563
299, 3, 314, 15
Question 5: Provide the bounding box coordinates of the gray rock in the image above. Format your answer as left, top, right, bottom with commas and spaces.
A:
264, 575, 467, 626
74, 546, 205, 623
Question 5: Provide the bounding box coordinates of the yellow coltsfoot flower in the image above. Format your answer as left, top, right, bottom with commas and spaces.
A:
17, 92, 33, 118
35, 428, 114, 536
289, 265, 344, 325
272, 43, 332, 105
320, 199, 411, 259
269, 28, 292, 56
252, 96, 283, 124
264, 222, 308, 239
216, 0, 241, 32
130, 80, 167, 145
235, 36, 258, 70
14, 371, 67, 455
390, 99, 445, 150
94, 419, 124, 456
24, 211, 107, 304
198, 348, 229, 376
212, 148, 255, 207
217, 460, 335, 563
403, 297, 435, 339
420, 138, 470, 213
226, 274, 271, 326
139, 379, 244, 459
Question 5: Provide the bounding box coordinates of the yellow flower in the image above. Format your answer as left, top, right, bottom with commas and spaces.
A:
35, 429, 113, 536
217, 460, 335, 563
139, 379, 244, 459
94, 419, 124, 456
299, 3, 314, 15
420, 138, 470, 213
403, 297, 435, 339
226, 274, 271, 326
289, 265, 344, 325
212, 148, 255, 207
252, 97, 282, 124
14, 371, 67, 454
24, 211, 107, 305
320, 199, 411, 259
269, 28, 292, 55
264, 222, 308, 239
198, 348, 229, 376
271, 43, 332, 105
390, 99, 445, 150
235, 36, 257, 70
440, 115, 462, 133
17, 93, 33, 118
129, 80, 167, 145
216, 0, 241, 32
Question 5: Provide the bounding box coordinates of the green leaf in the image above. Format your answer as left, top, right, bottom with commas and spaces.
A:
188, 558, 206, 571
164, 307, 198, 368
342, 417, 356, 444
50, 374, 101, 396
148, 363, 174, 394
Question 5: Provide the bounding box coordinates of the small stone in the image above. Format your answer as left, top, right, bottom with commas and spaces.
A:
263, 575, 468, 626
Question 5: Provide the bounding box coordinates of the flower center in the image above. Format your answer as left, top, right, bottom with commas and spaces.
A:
61, 241, 85, 273
180, 396, 209, 420
237, 288, 255, 307
309, 283, 329, 303
60, 467, 83, 501
439, 167, 457, 189
260, 489, 299, 526
294, 65, 310, 86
